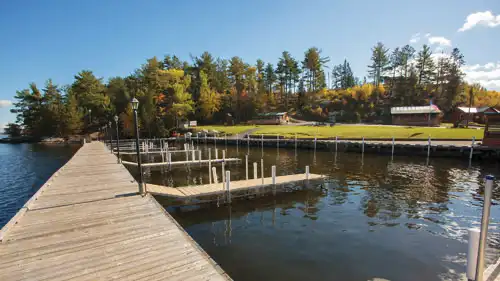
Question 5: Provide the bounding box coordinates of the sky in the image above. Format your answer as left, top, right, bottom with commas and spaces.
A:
1, 0, 499, 128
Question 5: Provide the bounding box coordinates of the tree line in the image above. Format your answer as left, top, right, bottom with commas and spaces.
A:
6, 43, 500, 138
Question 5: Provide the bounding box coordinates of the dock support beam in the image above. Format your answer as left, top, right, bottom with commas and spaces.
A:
261, 159, 264, 185
245, 155, 249, 180
475, 175, 494, 281
226, 170, 231, 203
306, 166, 310, 180
470, 136, 475, 161
208, 149, 212, 184
253, 162, 258, 179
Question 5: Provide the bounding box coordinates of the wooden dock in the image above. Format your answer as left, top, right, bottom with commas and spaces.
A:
115, 149, 198, 155
121, 158, 241, 167
0, 142, 230, 281
147, 173, 324, 198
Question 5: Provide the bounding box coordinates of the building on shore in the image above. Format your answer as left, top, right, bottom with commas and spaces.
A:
483, 111, 500, 147
249, 112, 289, 125
390, 105, 442, 126
450, 106, 499, 126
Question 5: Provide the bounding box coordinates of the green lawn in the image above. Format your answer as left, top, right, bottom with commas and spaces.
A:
194, 125, 258, 135
255, 125, 483, 139
195, 125, 483, 139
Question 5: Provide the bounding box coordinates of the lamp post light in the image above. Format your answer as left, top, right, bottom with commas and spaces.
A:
114, 115, 121, 163
108, 121, 113, 153
131, 98, 144, 194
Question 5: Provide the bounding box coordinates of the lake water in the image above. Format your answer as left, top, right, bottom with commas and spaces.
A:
0, 142, 79, 227
124, 142, 500, 281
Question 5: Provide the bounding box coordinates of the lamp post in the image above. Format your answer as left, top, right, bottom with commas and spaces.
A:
131, 98, 144, 194
108, 121, 113, 153
114, 115, 121, 163
88, 109, 92, 133
104, 125, 107, 146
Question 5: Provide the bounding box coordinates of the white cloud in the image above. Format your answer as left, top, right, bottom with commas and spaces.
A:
409, 33, 420, 44
458, 11, 500, 32
0, 100, 12, 108
428, 36, 452, 47
463, 62, 500, 90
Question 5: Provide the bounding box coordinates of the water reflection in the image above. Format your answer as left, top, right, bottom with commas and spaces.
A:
125, 144, 500, 281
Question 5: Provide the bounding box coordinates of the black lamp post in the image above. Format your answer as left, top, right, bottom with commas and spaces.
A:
132, 98, 144, 194
108, 121, 113, 153
114, 115, 121, 163
88, 109, 92, 134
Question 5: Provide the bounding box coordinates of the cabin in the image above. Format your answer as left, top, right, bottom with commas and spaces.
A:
249, 112, 289, 125
390, 105, 442, 126
450, 106, 499, 126
483, 112, 500, 147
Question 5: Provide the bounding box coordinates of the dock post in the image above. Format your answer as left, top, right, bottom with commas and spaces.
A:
272, 166, 276, 184
392, 136, 395, 158
215, 149, 218, 159
475, 175, 494, 281
222, 160, 225, 183
305, 165, 310, 180
335, 136, 338, 152
192, 149, 196, 161
208, 149, 212, 184
222, 149, 226, 161
362, 136, 365, 154
226, 171, 231, 204
261, 159, 264, 185
185, 147, 189, 161
247, 134, 250, 154
277, 134, 279, 149
245, 155, 249, 180
467, 228, 480, 281
214, 133, 217, 149
198, 150, 202, 164
314, 133, 317, 152
225, 134, 227, 151
427, 136, 431, 159
470, 136, 476, 161
261, 134, 264, 157
212, 166, 218, 184
253, 162, 258, 179
295, 134, 297, 151
271, 165, 276, 195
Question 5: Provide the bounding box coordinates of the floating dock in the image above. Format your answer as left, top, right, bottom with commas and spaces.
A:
0, 142, 230, 281
147, 173, 324, 199
122, 158, 241, 167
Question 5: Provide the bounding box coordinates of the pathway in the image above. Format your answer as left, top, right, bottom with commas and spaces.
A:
0, 142, 229, 281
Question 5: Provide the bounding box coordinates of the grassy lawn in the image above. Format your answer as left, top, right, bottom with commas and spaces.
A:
195, 125, 483, 139
254, 125, 484, 140
194, 125, 258, 135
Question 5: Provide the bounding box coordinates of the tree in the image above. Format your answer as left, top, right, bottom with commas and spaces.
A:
71, 70, 109, 130
302, 47, 329, 92
197, 71, 220, 120
4, 123, 22, 137
10, 83, 43, 137
332, 59, 355, 89
41, 79, 65, 136
62, 88, 83, 135
416, 44, 435, 85
368, 42, 390, 86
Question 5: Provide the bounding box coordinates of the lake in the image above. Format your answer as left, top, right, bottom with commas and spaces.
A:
0, 142, 79, 227
124, 142, 500, 281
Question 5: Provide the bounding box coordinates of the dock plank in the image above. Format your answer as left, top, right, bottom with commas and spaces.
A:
0, 142, 229, 281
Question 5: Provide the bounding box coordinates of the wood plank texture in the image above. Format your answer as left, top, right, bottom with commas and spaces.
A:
0, 142, 230, 281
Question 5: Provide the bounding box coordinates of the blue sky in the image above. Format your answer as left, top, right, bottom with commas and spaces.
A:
1, 0, 499, 127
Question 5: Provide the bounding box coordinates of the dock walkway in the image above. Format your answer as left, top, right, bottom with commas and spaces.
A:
147, 173, 324, 198
0, 142, 229, 281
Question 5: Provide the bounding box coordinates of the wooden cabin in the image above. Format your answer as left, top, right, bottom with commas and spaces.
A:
451, 106, 499, 126
483, 112, 500, 147
391, 105, 442, 126
249, 112, 289, 125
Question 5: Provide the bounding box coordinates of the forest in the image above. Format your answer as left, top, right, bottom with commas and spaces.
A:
6, 42, 500, 139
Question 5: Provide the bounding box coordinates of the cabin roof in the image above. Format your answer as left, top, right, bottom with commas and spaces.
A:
391, 105, 441, 115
